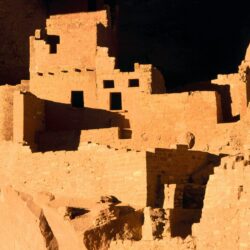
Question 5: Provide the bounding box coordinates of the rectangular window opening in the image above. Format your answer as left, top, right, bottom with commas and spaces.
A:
129, 79, 140, 87
103, 80, 115, 89
110, 92, 122, 110
71, 91, 84, 108
46, 35, 60, 54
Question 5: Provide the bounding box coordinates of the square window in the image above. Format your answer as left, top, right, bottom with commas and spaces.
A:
129, 79, 140, 87
103, 80, 115, 88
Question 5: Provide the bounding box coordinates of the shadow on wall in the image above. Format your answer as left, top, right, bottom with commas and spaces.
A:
45, 100, 129, 130
36, 100, 129, 152
146, 146, 222, 238
168, 82, 240, 123
97, 23, 117, 58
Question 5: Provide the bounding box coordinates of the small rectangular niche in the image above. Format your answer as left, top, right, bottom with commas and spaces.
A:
129, 79, 140, 87
71, 91, 84, 108
103, 80, 115, 89
110, 92, 122, 110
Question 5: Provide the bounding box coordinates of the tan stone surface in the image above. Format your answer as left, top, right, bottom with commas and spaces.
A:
1, 5, 250, 250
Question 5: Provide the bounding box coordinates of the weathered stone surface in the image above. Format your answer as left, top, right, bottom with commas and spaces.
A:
0, 3, 250, 250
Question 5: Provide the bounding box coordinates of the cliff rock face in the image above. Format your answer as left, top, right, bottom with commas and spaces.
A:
1, 1, 250, 250
117, 0, 250, 86
1, 0, 250, 85
0, 0, 46, 84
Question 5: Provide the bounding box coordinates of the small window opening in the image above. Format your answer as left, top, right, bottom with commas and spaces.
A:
75, 68, 81, 73
71, 91, 84, 108
37, 72, 43, 76
46, 35, 60, 54
103, 80, 115, 89
110, 92, 122, 110
129, 79, 140, 87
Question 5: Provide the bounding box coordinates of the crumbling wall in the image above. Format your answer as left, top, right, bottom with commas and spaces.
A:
0, 143, 147, 207
0, 84, 29, 141
0, 85, 15, 141
212, 73, 247, 117
95, 47, 166, 110
30, 11, 109, 77
146, 147, 214, 207
192, 153, 250, 249
29, 11, 111, 105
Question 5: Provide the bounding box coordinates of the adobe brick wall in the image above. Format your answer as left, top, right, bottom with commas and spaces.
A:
212, 73, 248, 117
0, 142, 147, 207
30, 11, 109, 78
146, 147, 214, 207
13, 92, 45, 149
0, 86, 15, 141
80, 127, 119, 144
31, 70, 97, 107
124, 91, 222, 150
192, 153, 250, 249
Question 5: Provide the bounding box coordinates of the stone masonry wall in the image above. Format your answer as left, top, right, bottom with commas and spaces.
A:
0, 86, 15, 141
30, 11, 109, 78
192, 153, 250, 249
124, 91, 222, 150
13, 92, 45, 149
0, 142, 147, 207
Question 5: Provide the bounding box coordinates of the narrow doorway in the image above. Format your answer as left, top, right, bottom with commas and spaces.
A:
110, 92, 122, 110
71, 91, 84, 108
46, 35, 60, 54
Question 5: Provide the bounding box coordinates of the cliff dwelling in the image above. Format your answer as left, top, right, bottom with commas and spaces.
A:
0, 1, 250, 250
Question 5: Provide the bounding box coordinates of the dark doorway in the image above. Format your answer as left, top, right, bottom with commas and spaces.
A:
110, 92, 122, 110
71, 91, 84, 108
46, 35, 60, 54
88, 0, 97, 11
